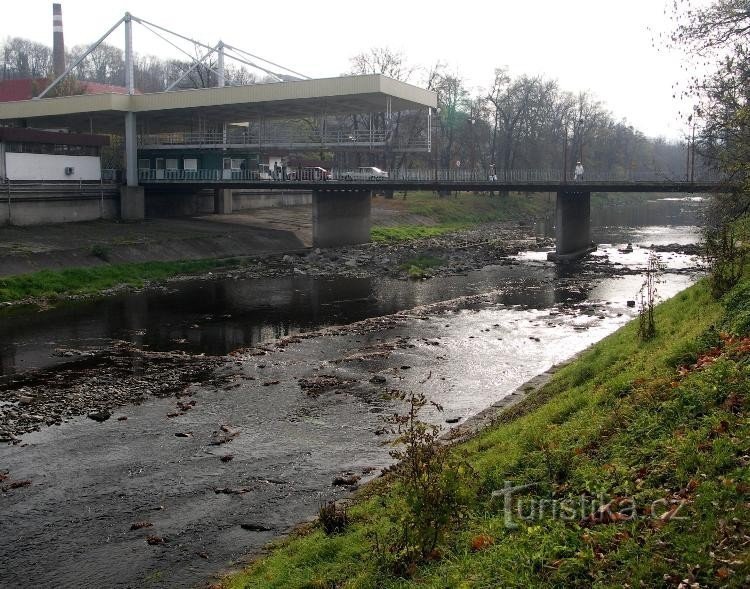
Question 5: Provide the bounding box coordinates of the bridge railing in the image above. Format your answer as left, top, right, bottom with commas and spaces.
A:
137, 167, 727, 184
139, 129, 394, 147
137, 129, 432, 151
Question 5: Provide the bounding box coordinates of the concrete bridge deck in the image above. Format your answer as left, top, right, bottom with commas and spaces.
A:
136, 174, 723, 258
139, 177, 721, 194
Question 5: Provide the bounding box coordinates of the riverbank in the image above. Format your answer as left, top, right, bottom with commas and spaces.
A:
0, 236, 706, 586
221, 276, 750, 588
0, 192, 552, 304
371, 190, 553, 241
0, 221, 546, 307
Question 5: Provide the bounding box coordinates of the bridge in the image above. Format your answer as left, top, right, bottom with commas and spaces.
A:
137, 168, 723, 259
0, 9, 726, 261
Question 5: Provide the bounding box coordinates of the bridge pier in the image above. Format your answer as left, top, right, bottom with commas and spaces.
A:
312, 189, 371, 248
214, 188, 233, 214
120, 186, 144, 221
547, 190, 596, 262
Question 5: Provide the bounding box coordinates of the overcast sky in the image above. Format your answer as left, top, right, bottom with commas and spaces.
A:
5, 0, 702, 139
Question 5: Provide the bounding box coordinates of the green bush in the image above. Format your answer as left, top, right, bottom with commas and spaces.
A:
722, 280, 750, 336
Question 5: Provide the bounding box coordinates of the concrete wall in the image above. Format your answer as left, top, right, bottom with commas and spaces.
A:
312, 190, 371, 248
0, 186, 313, 226
5, 153, 102, 181
145, 190, 214, 217
142, 189, 312, 217
0, 193, 118, 226
233, 190, 311, 210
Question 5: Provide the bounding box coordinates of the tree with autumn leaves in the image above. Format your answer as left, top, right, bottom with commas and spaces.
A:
669, 0, 750, 294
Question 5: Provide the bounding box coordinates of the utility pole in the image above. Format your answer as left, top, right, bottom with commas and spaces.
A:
690, 124, 696, 182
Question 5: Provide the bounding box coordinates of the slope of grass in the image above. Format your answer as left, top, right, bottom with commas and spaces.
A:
371, 191, 553, 242
0, 258, 242, 303
224, 277, 750, 588
371, 224, 465, 242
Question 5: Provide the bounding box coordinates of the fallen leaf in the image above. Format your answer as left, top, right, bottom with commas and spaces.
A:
470, 534, 494, 552
130, 521, 153, 531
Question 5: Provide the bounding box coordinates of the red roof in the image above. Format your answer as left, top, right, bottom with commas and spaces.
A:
0, 78, 137, 102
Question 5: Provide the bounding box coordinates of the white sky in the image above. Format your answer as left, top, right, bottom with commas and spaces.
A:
4, 0, 701, 139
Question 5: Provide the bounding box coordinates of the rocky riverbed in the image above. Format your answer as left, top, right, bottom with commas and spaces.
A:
0, 221, 703, 441
0, 343, 224, 442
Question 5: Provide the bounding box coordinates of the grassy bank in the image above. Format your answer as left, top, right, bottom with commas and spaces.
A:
0, 258, 242, 303
371, 191, 553, 242
223, 277, 750, 588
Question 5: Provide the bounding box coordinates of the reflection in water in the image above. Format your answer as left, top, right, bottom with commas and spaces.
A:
536, 196, 705, 246
591, 197, 703, 228
0, 197, 705, 376
0, 265, 580, 376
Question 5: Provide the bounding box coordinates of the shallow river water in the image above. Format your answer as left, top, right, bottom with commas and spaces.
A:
0, 196, 706, 588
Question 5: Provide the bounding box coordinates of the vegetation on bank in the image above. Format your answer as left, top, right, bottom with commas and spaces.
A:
371, 191, 553, 242
371, 224, 464, 243
399, 256, 445, 280
0, 258, 242, 303
223, 274, 750, 588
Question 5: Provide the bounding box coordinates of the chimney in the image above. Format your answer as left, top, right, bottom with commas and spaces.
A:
52, 3, 65, 78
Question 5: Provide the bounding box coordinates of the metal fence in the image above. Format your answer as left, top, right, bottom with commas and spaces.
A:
138, 129, 431, 151
138, 167, 726, 184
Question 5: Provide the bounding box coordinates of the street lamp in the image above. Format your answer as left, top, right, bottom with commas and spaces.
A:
563, 117, 585, 182
563, 119, 570, 183
467, 116, 476, 175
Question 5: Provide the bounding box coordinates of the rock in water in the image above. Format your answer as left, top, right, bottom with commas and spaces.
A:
87, 410, 111, 423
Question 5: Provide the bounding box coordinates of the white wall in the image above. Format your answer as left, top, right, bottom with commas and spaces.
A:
5, 153, 101, 181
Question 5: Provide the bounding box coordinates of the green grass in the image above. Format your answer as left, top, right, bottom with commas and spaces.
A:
0, 258, 243, 303
371, 224, 466, 242
223, 276, 750, 588
399, 256, 446, 280
371, 191, 554, 242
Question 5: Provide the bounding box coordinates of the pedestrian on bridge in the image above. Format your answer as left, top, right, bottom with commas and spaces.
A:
574, 161, 584, 181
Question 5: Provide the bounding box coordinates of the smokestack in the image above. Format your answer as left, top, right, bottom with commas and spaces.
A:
52, 3, 65, 78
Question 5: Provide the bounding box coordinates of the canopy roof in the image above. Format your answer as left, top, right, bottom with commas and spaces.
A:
0, 74, 436, 133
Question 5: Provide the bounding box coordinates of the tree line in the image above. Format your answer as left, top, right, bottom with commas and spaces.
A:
1, 35, 689, 178
344, 49, 688, 178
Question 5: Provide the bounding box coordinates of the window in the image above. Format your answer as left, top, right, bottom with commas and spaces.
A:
223, 158, 245, 171
155, 158, 165, 170
166, 158, 179, 170
4, 142, 97, 156
138, 158, 150, 170
183, 158, 198, 171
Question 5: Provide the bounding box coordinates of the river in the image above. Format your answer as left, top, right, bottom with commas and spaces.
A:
0, 196, 705, 588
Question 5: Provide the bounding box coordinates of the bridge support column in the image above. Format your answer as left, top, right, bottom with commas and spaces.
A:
120, 108, 144, 221
312, 189, 371, 248
214, 188, 233, 214
120, 186, 144, 221
547, 190, 595, 262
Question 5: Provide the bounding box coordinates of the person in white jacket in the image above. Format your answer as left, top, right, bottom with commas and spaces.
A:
574, 161, 584, 181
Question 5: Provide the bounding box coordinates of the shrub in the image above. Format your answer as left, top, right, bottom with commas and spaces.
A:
378, 392, 476, 576
89, 244, 111, 262
637, 252, 665, 341
318, 501, 348, 535
704, 226, 747, 298
722, 280, 750, 336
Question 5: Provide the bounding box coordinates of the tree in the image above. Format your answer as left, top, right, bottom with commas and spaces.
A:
1, 37, 51, 80
669, 0, 750, 218
669, 1, 749, 296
